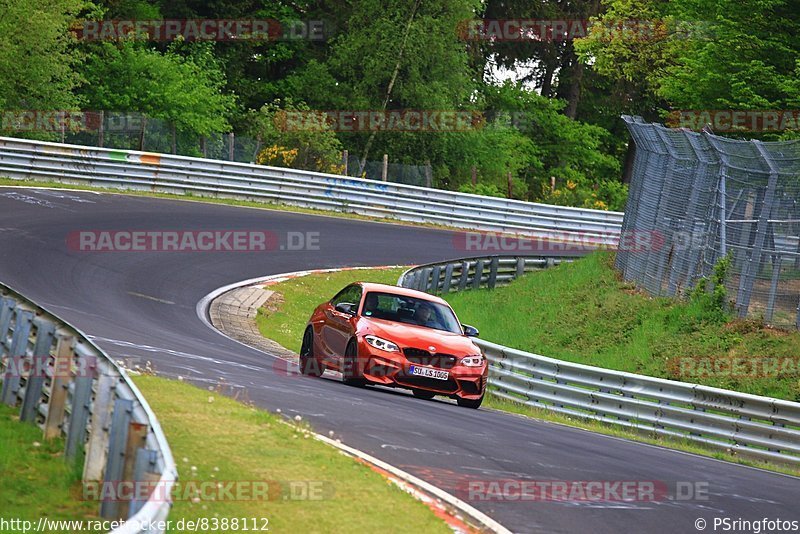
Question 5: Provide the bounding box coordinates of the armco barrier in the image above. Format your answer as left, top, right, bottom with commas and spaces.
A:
401, 257, 800, 466
398, 255, 575, 293
0, 283, 177, 532
0, 136, 623, 243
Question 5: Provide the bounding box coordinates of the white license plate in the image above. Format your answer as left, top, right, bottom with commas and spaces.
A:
409, 365, 449, 380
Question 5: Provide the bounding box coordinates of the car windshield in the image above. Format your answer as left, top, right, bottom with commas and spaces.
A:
361, 291, 462, 334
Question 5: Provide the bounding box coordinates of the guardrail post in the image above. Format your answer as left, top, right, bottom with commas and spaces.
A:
0, 296, 16, 350
83, 372, 117, 482
100, 398, 134, 519
20, 317, 56, 422
419, 268, 432, 292
457, 261, 470, 291
516, 257, 525, 279
120, 421, 150, 519
1, 307, 34, 406
472, 259, 485, 289
430, 266, 441, 294
441, 264, 454, 294
129, 449, 159, 517
44, 333, 75, 439
65, 357, 95, 459
488, 257, 499, 289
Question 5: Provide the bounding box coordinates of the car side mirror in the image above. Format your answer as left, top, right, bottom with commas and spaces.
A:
462, 324, 479, 337
335, 302, 357, 315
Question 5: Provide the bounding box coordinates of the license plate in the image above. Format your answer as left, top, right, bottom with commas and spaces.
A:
409, 365, 449, 380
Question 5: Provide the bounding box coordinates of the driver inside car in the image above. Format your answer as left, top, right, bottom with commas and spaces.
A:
415, 303, 443, 330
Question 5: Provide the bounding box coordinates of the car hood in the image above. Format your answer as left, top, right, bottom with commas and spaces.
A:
362, 318, 480, 355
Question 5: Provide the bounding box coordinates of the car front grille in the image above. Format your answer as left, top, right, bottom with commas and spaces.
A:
403, 348, 457, 369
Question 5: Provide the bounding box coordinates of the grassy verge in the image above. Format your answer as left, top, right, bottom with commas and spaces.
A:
445, 252, 800, 402
255, 267, 407, 352
254, 264, 800, 476
133, 374, 449, 533
0, 403, 97, 521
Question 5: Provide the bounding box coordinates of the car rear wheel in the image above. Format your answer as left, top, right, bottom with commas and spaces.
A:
412, 389, 436, 400
342, 339, 365, 386
300, 327, 324, 377
456, 392, 484, 409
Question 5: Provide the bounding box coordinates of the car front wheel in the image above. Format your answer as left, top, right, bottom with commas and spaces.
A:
300, 327, 324, 377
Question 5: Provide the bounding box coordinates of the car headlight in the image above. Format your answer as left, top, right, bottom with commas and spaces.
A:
364, 335, 400, 353
460, 354, 484, 367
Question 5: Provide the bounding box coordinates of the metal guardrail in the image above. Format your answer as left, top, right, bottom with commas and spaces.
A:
397, 255, 575, 293
401, 257, 800, 466
0, 283, 177, 532
0, 136, 623, 242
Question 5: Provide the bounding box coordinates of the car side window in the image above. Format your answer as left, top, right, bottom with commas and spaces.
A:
331, 285, 362, 307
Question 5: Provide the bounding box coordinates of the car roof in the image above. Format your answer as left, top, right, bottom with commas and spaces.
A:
356, 282, 449, 305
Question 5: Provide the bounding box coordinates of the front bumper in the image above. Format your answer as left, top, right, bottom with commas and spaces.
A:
357, 339, 487, 399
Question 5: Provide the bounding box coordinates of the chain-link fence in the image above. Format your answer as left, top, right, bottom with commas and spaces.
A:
344, 155, 431, 186
7, 111, 436, 187
619, 115, 800, 329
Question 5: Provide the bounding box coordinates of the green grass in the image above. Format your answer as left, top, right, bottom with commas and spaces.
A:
133, 375, 449, 534
252, 263, 800, 476
256, 267, 407, 352
444, 252, 800, 402
0, 403, 97, 521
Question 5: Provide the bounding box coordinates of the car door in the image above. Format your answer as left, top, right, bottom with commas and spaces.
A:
321, 284, 362, 365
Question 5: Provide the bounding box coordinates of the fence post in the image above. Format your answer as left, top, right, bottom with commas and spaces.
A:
382, 154, 388, 181
98, 110, 105, 148
44, 332, 74, 439
139, 116, 147, 151
425, 160, 432, 188
765, 253, 782, 324
228, 132, 235, 161
342, 150, 349, 175
100, 398, 134, 519
736, 141, 780, 317
20, 317, 56, 422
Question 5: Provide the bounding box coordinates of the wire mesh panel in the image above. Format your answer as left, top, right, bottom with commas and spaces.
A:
621, 116, 800, 329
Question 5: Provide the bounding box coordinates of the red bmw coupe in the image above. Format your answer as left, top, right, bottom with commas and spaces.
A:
300, 282, 487, 408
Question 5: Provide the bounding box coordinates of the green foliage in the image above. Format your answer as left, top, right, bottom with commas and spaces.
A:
577, 0, 800, 127
457, 182, 505, 198
248, 101, 344, 173
689, 254, 732, 322
0, 0, 89, 114
80, 40, 235, 136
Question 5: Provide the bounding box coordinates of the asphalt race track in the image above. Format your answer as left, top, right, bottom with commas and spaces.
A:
1, 188, 797, 534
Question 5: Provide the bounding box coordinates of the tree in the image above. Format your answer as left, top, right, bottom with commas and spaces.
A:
0, 0, 88, 112
80, 40, 235, 136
